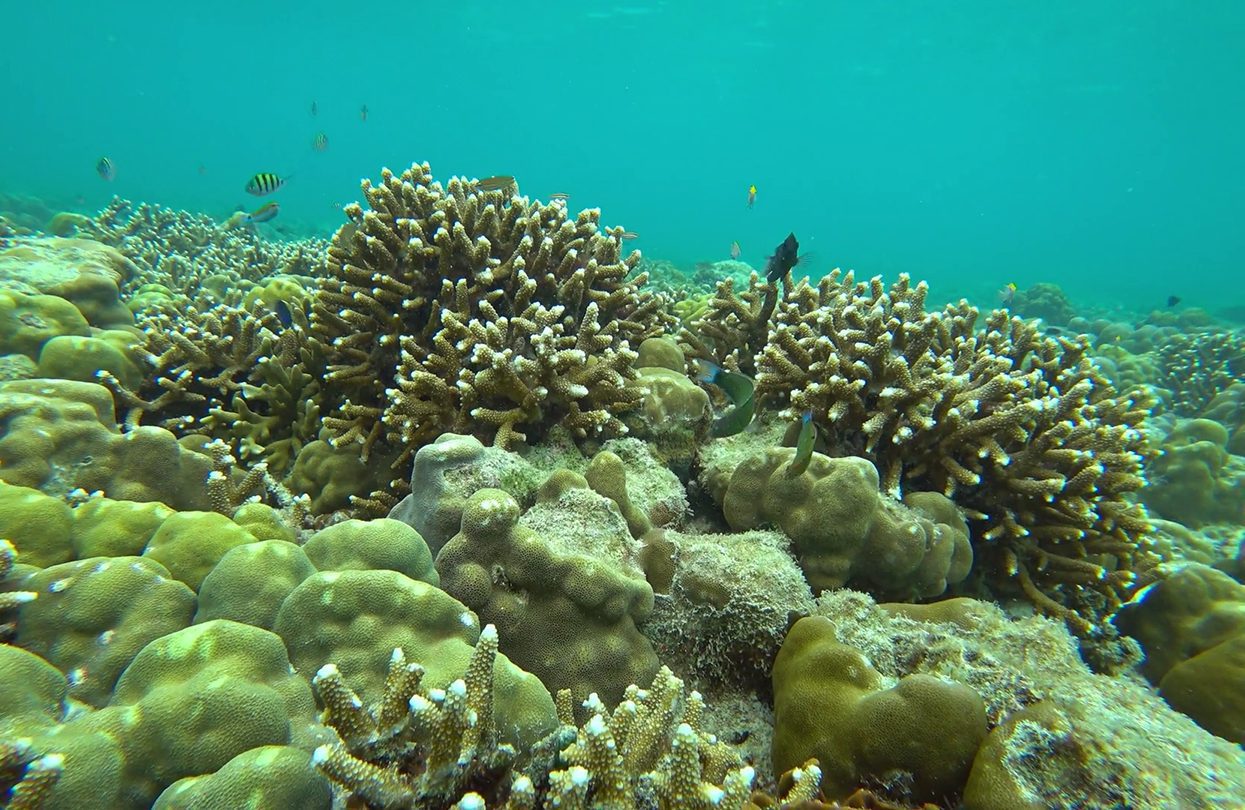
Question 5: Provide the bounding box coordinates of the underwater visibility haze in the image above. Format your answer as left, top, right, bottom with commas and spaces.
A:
1, 2, 1244, 809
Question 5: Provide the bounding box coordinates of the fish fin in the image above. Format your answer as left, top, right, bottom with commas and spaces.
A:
694, 358, 720, 384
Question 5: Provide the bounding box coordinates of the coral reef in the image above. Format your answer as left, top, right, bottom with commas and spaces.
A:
311, 624, 529, 807
436, 486, 659, 714
1114, 564, 1245, 742
1009, 282, 1075, 326
310, 162, 673, 499
745, 271, 1155, 634
78, 197, 325, 305
711, 445, 972, 601
1142, 417, 1245, 527
1153, 329, 1245, 416
815, 590, 1245, 808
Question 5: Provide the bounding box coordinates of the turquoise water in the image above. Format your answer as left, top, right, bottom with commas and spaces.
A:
3, 2, 1242, 313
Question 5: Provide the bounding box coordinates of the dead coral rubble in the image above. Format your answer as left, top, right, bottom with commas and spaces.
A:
311, 162, 674, 472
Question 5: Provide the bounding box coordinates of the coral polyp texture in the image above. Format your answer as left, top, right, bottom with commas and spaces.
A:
79, 197, 325, 304
740, 270, 1155, 632
311, 162, 674, 473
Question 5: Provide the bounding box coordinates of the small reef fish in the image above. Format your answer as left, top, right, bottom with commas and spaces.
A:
477, 175, 516, 192
245, 202, 280, 224
747, 184, 756, 208
310, 100, 318, 117
360, 104, 369, 122
549, 192, 570, 201
245, 172, 287, 195
696, 359, 756, 437
275, 299, 294, 328
198, 164, 207, 176
997, 282, 1017, 306
1166, 295, 1181, 307
620, 231, 639, 241
730, 240, 741, 260
312, 132, 329, 152
96, 157, 116, 181
764, 232, 802, 282
787, 411, 817, 477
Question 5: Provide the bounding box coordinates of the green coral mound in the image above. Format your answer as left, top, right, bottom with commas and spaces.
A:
436, 485, 659, 715
153, 745, 331, 810
772, 615, 987, 803
15, 556, 196, 707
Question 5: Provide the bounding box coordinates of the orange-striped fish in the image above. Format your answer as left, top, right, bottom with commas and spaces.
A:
730, 240, 741, 260
96, 157, 116, 181
620, 231, 639, 240
311, 132, 328, 152
549, 192, 569, 201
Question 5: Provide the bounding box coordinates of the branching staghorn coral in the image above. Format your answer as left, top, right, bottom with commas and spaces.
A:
102, 302, 325, 479
547, 666, 760, 810
311, 161, 673, 471
678, 273, 779, 376
0, 739, 62, 810
79, 197, 326, 304
753, 270, 1156, 633
0, 538, 37, 640
311, 625, 534, 809
1154, 329, 1245, 416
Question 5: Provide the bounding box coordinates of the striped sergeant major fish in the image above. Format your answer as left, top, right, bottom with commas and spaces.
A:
245, 172, 288, 196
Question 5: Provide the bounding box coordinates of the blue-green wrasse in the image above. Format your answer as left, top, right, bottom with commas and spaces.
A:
245, 172, 288, 196
696, 359, 756, 437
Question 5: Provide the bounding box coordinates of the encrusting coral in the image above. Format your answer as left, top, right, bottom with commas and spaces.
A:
741, 270, 1155, 635
310, 162, 674, 489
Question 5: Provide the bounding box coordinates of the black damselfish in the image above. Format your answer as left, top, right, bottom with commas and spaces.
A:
765, 232, 801, 282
